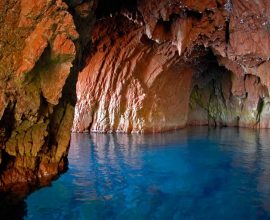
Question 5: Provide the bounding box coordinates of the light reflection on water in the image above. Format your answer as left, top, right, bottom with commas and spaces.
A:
26, 128, 270, 219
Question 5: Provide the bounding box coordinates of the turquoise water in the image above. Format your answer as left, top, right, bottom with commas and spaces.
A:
25, 128, 270, 220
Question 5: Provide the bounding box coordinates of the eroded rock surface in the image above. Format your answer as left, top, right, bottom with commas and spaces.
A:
1, 0, 270, 193
73, 16, 197, 133
73, 0, 270, 133
0, 0, 96, 192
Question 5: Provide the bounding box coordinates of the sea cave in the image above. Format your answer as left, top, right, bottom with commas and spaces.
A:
1, 0, 270, 219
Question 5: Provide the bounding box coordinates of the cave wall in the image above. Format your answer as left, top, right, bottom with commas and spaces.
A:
188, 64, 269, 128
73, 16, 197, 133
74, 0, 270, 133
1, 0, 270, 191
0, 0, 96, 192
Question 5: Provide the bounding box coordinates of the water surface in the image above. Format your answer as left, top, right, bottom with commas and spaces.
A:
26, 128, 270, 219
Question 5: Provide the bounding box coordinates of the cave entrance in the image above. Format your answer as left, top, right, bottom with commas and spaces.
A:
72, 6, 234, 134
188, 52, 233, 127
188, 52, 269, 129
71, 0, 269, 133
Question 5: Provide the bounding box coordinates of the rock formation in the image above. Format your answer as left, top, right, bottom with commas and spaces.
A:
0, 0, 96, 192
73, 16, 198, 133
1, 0, 270, 194
74, 0, 270, 133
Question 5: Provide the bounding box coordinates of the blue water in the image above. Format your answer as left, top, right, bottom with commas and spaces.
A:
25, 128, 270, 220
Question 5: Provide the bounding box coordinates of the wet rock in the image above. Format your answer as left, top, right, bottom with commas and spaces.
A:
2, 0, 270, 193
74, 0, 270, 132
73, 16, 195, 133
0, 0, 95, 192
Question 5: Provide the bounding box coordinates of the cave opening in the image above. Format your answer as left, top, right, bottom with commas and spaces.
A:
72, 7, 239, 134
2, 0, 270, 219
73, 12, 269, 133
188, 51, 232, 128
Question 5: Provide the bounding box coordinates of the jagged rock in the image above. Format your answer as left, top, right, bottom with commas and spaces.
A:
1, 0, 270, 193
0, 0, 96, 192
73, 16, 195, 133
74, 0, 270, 132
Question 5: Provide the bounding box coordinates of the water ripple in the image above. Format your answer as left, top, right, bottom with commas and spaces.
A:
26, 128, 270, 220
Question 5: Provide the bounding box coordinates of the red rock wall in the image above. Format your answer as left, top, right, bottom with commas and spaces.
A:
1, 0, 270, 191
73, 16, 195, 133
0, 0, 96, 192
74, 0, 270, 132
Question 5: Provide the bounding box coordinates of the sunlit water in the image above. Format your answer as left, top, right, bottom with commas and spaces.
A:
25, 128, 270, 220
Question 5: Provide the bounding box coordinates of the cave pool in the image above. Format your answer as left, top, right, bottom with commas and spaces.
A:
25, 127, 270, 220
